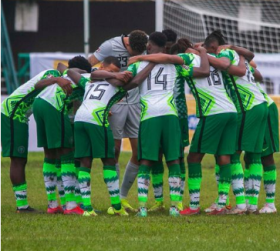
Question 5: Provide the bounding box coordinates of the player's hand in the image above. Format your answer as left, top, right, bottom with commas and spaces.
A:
194, 42, 204, 48
196, 46, 207, 54
216, 45, 231, 54
108, 111, 113, 116
128, 56, 141, 66
115, 71, 132, 83
57, 78, 73, 96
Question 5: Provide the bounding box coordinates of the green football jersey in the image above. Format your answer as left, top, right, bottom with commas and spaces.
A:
178, 53, 236, 118
127, 60, 193, 122
218, 49, 266, 113
36, 73, 88, 114
74, 76, 126, 127
1, 69, 61, 123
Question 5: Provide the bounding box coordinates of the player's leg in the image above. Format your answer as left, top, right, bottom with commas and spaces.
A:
228, 112, 247, 212
136, 117, 161, 217
259, 102, 279, 213
137, 159, 153, 217
178, 150, 186, 211
178, 117, 189, 211
149, 157, 165, 212
93, 123, 127, 216
244, 103, 268, 213
74, 122, 95, 216
108, 104, 127, 177
183, 115, 220, 215
260, 154, 277, 213
39, 100, 77, 214
120, 104, 140, 210
1, 113, 35, 212
161, 115, 182, 216
33, 98, 62, 213
120, 138, 139, 212
211, 113, 238, 215
114, 139, 122, 177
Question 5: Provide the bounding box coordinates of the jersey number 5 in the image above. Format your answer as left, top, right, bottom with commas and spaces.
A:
147, 67, 167, 90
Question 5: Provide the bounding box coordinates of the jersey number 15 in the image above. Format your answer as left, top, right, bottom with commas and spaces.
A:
85, 83, 109, 100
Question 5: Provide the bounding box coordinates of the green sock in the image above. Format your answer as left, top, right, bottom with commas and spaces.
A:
13, 182, 28, 209
74, 160, 82, 205
179, 161, 186, 202
56, 160, 65, 207
168, 163, 181, 206
231, 153, 246, 207
248, 153, 263, 206
215, 163, 230, 206
43, 158, 58, 208
188, 162, 202, 209
151, 161, 164, 202
263, 164, 277, 204
217, 164, 231, 208
103, 165, 121, 210
61, 152, 77, 206
138, 165, 151, 208
78, 167, 92, 211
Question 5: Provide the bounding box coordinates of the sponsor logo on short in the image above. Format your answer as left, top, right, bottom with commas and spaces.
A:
188, 115, 199, 130
18, 146, 25, 154
262, 147, 269, 152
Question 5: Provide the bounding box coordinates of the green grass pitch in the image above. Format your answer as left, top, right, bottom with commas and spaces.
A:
1, 152, 280, 251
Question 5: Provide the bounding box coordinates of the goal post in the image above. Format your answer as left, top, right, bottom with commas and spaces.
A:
163, 0, 280, 94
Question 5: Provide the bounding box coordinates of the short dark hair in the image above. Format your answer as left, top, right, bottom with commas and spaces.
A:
129, 30, 148, 54
103, 56, 121, 68
204, 30, 227, 47
162, 29, 177, 43
68, 55, 92, 73
149, 32, 167, 48
170, 38, 193, 54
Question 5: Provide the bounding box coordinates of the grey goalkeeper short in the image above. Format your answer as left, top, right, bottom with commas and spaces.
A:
108, 103, 141, 140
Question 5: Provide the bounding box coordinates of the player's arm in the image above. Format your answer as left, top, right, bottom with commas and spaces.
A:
192, 47, 210, 77
218, 49, 246, 77
253, 68, 263, 82
35, 77, 72, 95
227, 55, 246, 77
56, 62, 87, 75
218, 45, 254, 62
57, 63, 67, 74
128, 53, 184, 65
123, 62, 156, 90
207, 55, 231, 71
88, 54, 100, 67
91, 70, 132, 87
67, 69, 86, 89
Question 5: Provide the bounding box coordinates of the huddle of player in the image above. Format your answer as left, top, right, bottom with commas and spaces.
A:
1, 29, 278, 217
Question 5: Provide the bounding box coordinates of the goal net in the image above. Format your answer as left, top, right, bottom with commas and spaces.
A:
163, 0, 280, 94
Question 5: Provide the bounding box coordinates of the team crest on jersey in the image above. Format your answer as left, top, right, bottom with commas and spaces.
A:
182, 65, 189, 70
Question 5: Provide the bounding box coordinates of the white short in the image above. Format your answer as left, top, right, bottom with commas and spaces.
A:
108, 103, 141, 140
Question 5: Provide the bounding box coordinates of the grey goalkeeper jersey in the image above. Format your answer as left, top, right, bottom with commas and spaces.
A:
93, 35, 139, 105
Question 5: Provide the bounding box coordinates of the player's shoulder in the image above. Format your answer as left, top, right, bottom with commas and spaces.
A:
110, 35, 127, 51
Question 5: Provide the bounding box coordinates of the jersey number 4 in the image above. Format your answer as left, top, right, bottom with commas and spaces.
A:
85, 83, 109, 100
147, 67, 167, 90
